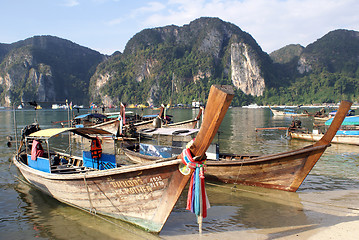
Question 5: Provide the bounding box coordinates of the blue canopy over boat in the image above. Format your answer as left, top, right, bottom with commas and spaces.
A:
329, 109, 355, 116
74, 113, 107, 119
142, 114, 158, 118
336, 130, 359, 135
325, 116, 359, 126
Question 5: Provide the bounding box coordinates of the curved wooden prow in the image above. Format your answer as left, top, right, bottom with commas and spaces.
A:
158, 106, 165, 119
190, 106, 204, 129
196, 107, 203, 120
289, 100, 352, 191
189, 85, 234, 159
315, 100, 352, 146
157, 85, 233, 230
120, 103, 126, 125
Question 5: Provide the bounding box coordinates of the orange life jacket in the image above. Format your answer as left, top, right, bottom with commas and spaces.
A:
90, 137, 102, 159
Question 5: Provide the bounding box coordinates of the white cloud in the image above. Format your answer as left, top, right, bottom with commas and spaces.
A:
132, 0, 359, 53
63, 0, 80, 7
131, 2, 166, 17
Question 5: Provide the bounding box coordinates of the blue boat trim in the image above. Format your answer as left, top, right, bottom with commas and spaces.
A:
325, 116, 359, 126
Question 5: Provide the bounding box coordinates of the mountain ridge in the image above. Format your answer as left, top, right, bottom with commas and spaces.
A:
0, 17, 358, 107
0, 35, 105, 106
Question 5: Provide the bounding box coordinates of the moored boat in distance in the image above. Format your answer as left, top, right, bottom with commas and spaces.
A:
269, 106, 310, 117
242, 103, 268, 108
289, 131, 359, 145
290, 114, 359, 145
132, 106, 203, 132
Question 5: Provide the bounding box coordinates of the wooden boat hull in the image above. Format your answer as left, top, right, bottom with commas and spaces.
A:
270, 108, 309, 117
123, 146, 163, 164
289, 132, 359, 145
13, 85, 234, 232
208, 101, 350, 191
205, 145, 328, 191
133, 118, 201, 131
123, 144, 329, 192
165, 119, 199, 129
91, 119, 120, 135
133, 107, 202, 131
13, 156, 189, 233
313, 116, 331, 121
124, 101, 352, 192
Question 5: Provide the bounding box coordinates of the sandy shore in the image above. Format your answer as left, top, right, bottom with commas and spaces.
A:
162, 189, 359, 240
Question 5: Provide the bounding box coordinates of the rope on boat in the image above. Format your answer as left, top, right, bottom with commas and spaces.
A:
233, 161, 244, 184
206, 182, 359, 212
83, 174, 96, 214
180, 148, 209, 234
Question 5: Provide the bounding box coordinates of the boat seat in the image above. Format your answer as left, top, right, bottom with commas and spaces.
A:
51, 165, 88, 174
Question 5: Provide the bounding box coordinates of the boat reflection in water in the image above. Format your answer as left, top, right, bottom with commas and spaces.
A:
14, 172, 359, 239
14, 181, 159, 240
164, 182, 309, 237
15, 175, 309, 238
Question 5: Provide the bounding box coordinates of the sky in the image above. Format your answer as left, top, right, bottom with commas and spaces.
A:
1, 0, 358, 55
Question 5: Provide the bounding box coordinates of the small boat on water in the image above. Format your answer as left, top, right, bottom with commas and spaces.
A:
69, 103, 201, 137
71, 113, 122, 136
289, 131, 359, 145
269, 106, 310, 117
312, 108, 331, 121
313, 115, 332, 121
329, 109, 355, 117
290, 114, 359, 145
12, 85, 234, 233
132, 107, 203, 132
123, 101, 351, 192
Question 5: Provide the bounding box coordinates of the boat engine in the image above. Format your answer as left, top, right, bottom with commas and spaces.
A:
21, 123, 41, 140
289, 119, 302, 130
21, 123, 41, 150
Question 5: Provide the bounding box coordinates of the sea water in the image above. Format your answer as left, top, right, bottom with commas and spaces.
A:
1, 107, 359, 239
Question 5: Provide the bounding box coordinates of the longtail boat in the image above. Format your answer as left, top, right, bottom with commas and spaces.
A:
70, 104, 201, 137
132, 107, 203, 132
269, 106, 310, 117
13, 85, 234, 233
289, 131, 359, 146
289, 114, 359, 146
124, 100, 352, 192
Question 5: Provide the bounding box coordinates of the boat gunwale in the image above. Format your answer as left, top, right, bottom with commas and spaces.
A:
123, 143, 329, 166
14, 154, 181, 180
208, 144, 328, 165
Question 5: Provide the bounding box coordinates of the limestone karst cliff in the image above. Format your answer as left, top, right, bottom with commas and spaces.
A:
90, 17, 272, 106
231, 42, 265, 97
1, 20, 358, 107
0, 36, 104, 107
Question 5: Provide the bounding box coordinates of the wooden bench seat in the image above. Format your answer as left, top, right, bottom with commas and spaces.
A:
51, 165, 92, 174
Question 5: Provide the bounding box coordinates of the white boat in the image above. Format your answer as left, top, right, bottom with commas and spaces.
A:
290, 115, 359, 145
289, 131, 359, 145
269, 107, 309, 117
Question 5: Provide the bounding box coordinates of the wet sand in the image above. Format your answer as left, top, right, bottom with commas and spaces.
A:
161, 185, 359, 240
